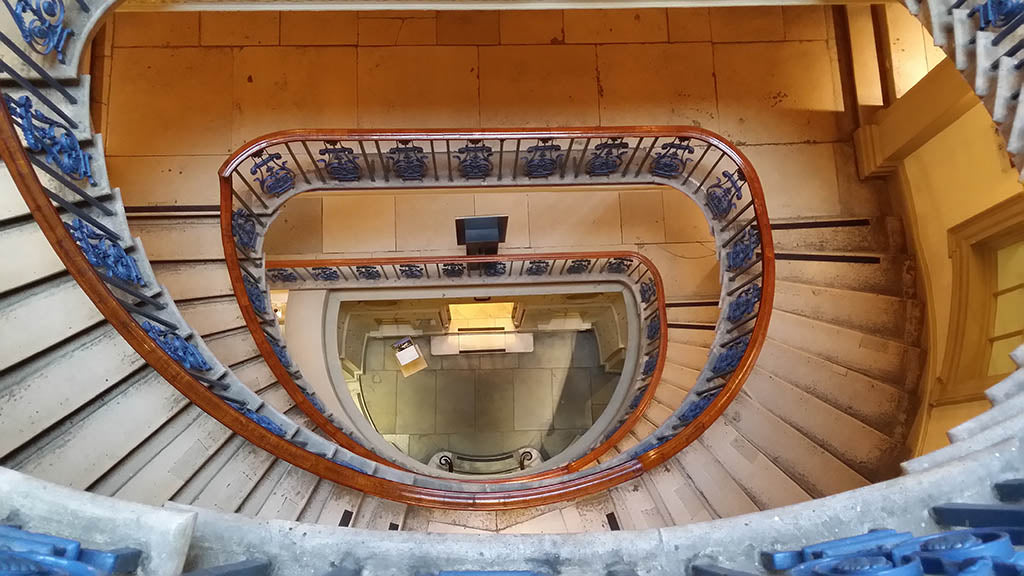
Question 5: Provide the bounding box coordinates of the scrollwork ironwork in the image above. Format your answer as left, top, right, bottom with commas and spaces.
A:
65, 218, 144, 286
267, 268, 299, 283
310, 266, 340, 281
705, 169, 746, 221
6, 95, 94, 185
441, 263, 466, 278
726, 227, 760, 271
566, 259, 591, 274
355, 265, 382, 280
726, 283, 761, 323
231, 209, 259, 253
250, 152, 295, 197
387, 141, 428, 181
525, 260, 550, 276
585, 138, 629, 176
523, 139, 563, 178
399, 264, 425, 279
142, 321, 212, 372
711, 335, 750, 375
9, 0, 72, 64
606, 257, 633, 274
650, 138, 695, 179
455, 140, 493, 179
318, 142, 361, 182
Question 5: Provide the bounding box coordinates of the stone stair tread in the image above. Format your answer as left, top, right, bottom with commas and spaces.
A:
698, 419, 812, 510
127, 216, 224, 261
4, 76, 93, 142
948, 388, 1024, 442
665, 341, 710, 372
352, 494, 407, 530
986, 366, 1024, 405
643, 461, 716, 525
672, 441, 758, 518
773, 279, 918, 343
767, 309, 919, 388
609, 477, 669, 530
743, 367, 900, 479
775, 253, 909, 297
723, 394, 870, 498
754, 338, 908, 435
0, 322, 144, 459
901, 410, 1024, 474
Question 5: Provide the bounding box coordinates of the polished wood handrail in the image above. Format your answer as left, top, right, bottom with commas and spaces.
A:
2, 96, 771, 508
262, 250, 668, 483
219, 125, 773, 499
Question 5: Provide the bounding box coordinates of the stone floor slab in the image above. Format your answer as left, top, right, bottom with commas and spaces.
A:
513, 369, 554, 430
396, 370, 437, 434
361, 371, 397, 434
435, 371, 476, 433
476, 370, 514, 431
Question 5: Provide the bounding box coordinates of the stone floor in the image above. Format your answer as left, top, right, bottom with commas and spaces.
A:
358, 331, 619, 462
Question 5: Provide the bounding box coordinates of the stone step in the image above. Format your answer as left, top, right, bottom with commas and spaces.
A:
187, 435, 277, 513
178, 296, 246, 337
4, 77, 93, 142
0, 137, 115, 224
698, 419, 811, 510
151, 261, 234, 300
237, 458, 291, 517
316, 483, 365, 527
0, 1, 99, 81
902, 410, 1024, 474
987, 367, 1024, 405
743, 367, 901, 480
255, 463, 320, 521
0, 274, 103, 370
0, 219, 64, 294
608, 477, 669, 530
667, 326, 716, 348
672, 440, 758, 518
666, 303, 720, 324
771, 217, 903, 254
204, 327, 261, 369
642, 461, 715, 525
948, 391, 1022, 442
352, 495, 407, 530
754, 338, 907, 435
0, 322, 144, 459
295, 479, 337, 523
14, 368, 189, 490
665, 342, 710, 372
113, 385, 297, 506
774, 280, 919, 344
660, 360, 699, 391
776, 253, 910, 297
402, 506, 499, 533
128, 216, 224, 261
232, 357, 277, 393
722, 394, 869, 498
767, 310, 920, 389
654, 381, 689, 409
170, 432, 251, 506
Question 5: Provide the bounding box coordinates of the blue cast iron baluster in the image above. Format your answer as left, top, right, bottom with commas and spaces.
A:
318, 142, 362, 182
566, 258, 591, 274
727, 283, 761, 323
525, 260, 550, 276
0, 526, 142, 576
355, 265, 381, 280
628, 384, 648, 410
303, 389, 326, 413
387, 141, 428, 181
639, 279, 657, 304
606, 257, 634, 274
6, 95, 95, 185
310, 266, 340, 281
268, 338, 292, 369
672, 391, 719, 430
642, 350, 659, 377
585, 138, 630, 176
455, 140, 493, 179
442, 262, 466, 278
226, 400, 286, 437
523, 139, 563, 178
971, 0, 1024, 29
242, 275, 268, 315
143, 321, 212, 372
65, 218, 144, 286
231, 209, 259, 253
8, 0, 72, 64
399, 264, 425, 279
647, 315, 660, 341
267, 268, 298, 283
651, 138, 696, 178
711, 335, 750, 375
726, 227, 761, 271
705, 169, 746, 221
249, 152, 295, 197
484, 261, 506, 276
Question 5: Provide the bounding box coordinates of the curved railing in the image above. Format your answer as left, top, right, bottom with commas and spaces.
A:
260, 250, 666, 479
0, 14, 774, 505
213, 126, 773, 503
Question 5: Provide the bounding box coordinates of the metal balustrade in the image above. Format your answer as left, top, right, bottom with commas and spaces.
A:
218, 127, 774, 500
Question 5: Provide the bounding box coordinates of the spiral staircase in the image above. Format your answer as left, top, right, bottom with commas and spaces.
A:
0, 1, 1022, 575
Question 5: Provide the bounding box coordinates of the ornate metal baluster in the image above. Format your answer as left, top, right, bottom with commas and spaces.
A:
522, 139, 563, 179
5, 0, 72, 64
710, 335, 750, 376
650, 137, 696, 179
249, 151, 295, 197
726, 283, 761, 323
142, 321, 212, 372
6, 94, 93, 184
398, 264, 425, 279
525, 260, 550, 276
441, 262, 466, 278
606, 257, 634, 274
355, 265, 382, 280
725, 227, 760, 272
386, 140, 428, 181
231, 209, 259, 253
454, 140, 493, 179
639, 279, 657, 304
585, 137, 629, 176
267, 337, 292, 368
267, 268, 299, 283
317, 142, 362, 182
566, 258, 592, 274
242, 274, 269, 315
646, 315, 661, 341
704, 169, 747, 221
309, 266, 340, 281
226, 400, 286, 437
65, 218, 144, 286
483, 261, 507, 277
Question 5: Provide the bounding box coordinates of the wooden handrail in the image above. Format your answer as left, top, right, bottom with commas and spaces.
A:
261, 250, 668, 482
219, 125, 773, 493
2, 94, 771, 508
